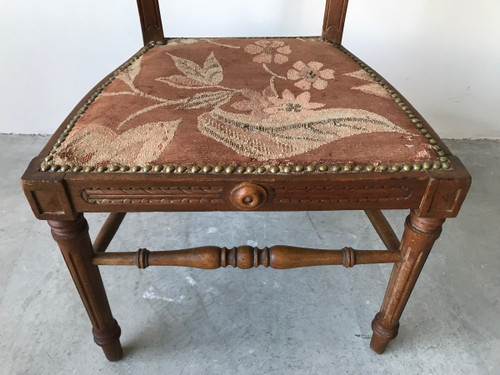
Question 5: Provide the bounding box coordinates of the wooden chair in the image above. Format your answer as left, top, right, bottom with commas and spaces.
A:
21, 0, 471, 362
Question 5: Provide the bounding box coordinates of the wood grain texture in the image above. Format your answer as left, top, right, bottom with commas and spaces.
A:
364, 210, 400, 250
60, 174, 430, 214
92, 246, 402, 269
49, 215, 123, 361
417, 156, 471, 218
322, 0, 349, 43
82, 186, 224, 205
93, 213, 126, 253
370, 210, 445, 354
21, 158, 75, 220
136, 0, 164, 45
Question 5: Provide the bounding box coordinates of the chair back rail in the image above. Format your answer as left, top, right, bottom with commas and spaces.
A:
136, 0, 349, 45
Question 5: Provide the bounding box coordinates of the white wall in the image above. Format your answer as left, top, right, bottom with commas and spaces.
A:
1, 0, 499, 138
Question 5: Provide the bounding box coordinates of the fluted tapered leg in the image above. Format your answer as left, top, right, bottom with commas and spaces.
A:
370, 210, 445, 354
48, 214, 123, 361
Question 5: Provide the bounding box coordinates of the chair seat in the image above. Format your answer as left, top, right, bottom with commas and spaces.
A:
44, 37, 445, 174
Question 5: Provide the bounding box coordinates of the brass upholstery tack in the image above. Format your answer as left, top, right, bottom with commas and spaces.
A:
365, 165, 375, 172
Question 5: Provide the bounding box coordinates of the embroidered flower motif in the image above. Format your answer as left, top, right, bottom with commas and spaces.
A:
244, 40, 292, 64
287, 61, 335, 90
264, 89, 325, 119
231, 87, 276, 118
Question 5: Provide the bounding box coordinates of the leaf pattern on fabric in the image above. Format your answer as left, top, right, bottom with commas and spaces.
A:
345, 69, 390, 98
163, 52, 224, 87
344, 69, 372, 81
156, 75, 218, 89
352, 83, 391, 98
202, 52, 224, 84
198, 108, 408, 160
53, 121, 181, 166
177, 91, 234, 110
121, 55, 144, 85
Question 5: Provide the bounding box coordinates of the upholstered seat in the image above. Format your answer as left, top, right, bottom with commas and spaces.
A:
44, 38, 445, 174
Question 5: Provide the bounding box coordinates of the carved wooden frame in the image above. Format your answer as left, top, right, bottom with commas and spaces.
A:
20, 0, 471, 363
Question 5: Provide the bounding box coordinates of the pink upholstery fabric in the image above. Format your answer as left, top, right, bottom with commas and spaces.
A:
48, 38, 439, 172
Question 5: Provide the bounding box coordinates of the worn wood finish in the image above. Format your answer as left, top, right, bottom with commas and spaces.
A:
93, 213, 126, 253
92, 246, 402, 269
322, 0, 349, 43
137, 0, 164, 45
370, 210, 445, 353
74, 175, 429, 213
364, 210, 400, 250
48, 215, 123, 361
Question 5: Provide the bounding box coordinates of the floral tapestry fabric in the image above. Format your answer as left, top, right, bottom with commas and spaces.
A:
51, 38, 437, 169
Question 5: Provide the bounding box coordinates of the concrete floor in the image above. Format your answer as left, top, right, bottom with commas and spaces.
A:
0, 135, 498, 374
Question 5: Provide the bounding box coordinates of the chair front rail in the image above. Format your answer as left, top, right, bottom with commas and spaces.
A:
92, 245, 402, 269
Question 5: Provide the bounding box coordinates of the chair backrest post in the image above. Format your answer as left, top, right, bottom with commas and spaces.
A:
322, 0, 349, 44
136, 0, 349, 45
137, 0, 165, 45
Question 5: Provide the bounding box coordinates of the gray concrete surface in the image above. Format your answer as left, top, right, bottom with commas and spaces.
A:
0, 135, 498, 375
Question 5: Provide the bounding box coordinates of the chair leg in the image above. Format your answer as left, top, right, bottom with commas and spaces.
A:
370, 210, 445, 354
48, 214, 123, 361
